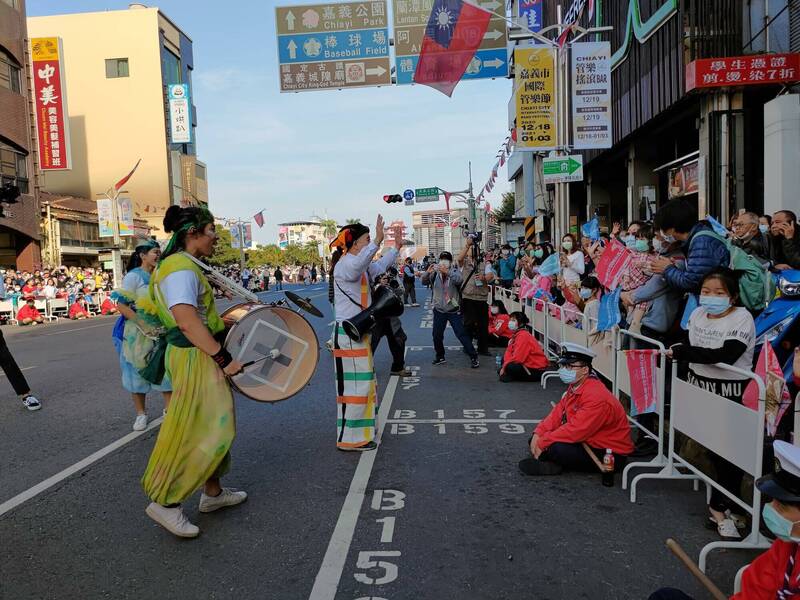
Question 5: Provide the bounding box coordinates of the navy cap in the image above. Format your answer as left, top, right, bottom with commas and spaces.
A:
756, 440, 800, 503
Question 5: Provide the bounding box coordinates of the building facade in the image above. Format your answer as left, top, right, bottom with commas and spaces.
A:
28, 4, 207, 239
0, 0, 42, 270
277, 220, 328, 248
507, 0, 800, 239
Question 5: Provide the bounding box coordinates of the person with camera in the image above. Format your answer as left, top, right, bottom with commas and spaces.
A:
457, 235, 494, 357
370, 268, 412, 377
421, 251, 479, 368
401, 257, 420, 307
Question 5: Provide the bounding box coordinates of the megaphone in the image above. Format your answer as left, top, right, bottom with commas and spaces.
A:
342, 285, 404, 342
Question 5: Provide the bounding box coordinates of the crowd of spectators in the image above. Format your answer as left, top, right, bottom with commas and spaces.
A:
215, 263, 325, 292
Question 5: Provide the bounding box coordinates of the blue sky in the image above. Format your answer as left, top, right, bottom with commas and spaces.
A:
28, 0, 512, 244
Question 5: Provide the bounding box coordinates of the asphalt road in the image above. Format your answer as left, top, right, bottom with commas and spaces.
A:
0, 282, 757, 599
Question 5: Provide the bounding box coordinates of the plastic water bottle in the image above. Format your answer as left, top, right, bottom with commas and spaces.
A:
602, 449, 615, 487
495, 355, 502, 370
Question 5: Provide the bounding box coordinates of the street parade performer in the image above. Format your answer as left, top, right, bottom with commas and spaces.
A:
139, 206, 246, 538
330, 216, 400, 452
111, 239, 172, 432
519, 343, 633, 476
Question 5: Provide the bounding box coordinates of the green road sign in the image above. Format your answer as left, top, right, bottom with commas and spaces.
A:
542, 155, 584, 183
414, 187, 439, 203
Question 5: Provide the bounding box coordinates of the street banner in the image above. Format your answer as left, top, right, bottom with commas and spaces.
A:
571, 41, 612, 150
97, 198, 115, 238
743, 342, 792, 436
518, 0, 542, 32
232, 224, 253, 249
117, 197, 134, 237
514, 48, 556, 151
667, 160, 699, 199
30, 37, 71, 170
168, 84, 191, 144
596, 285, 621, 332
595, 239, 631, 290
279, 226, 289, 249
686, 53, 800, 92
625, 349, 659, 416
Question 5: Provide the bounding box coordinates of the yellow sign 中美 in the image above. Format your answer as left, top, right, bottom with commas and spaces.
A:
31, 37, 60, 62
514, 48, 556, 151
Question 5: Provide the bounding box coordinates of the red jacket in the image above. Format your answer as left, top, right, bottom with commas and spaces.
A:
69, 302, 89, 319
100, 298, 117, 315
535, 376, 634, 454
503, 329, 549, 370
489, 312, 512, 338
16, 304, 42, 320
732, 540, 800, 599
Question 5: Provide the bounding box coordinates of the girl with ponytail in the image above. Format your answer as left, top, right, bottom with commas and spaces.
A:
330, 215, 402, 452
139, 205, 247, 538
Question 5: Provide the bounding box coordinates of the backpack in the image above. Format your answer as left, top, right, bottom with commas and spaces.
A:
693, 230, 770, 311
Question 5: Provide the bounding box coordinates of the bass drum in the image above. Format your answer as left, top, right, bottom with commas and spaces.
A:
221, 303, 319, 403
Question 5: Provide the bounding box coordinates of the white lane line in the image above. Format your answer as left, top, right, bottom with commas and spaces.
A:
0, 416, 164, 518
0, 366, 36, 378
308, 376, 399, 600
41, 323, 111, 336
385, 419, 541, 424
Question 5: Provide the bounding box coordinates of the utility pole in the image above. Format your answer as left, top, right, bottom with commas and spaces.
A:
96, 189, 125, 288
467, 161, 476, 232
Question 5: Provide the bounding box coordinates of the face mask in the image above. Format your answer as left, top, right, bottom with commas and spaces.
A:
625, 237, 637, 249
699, 294, 731, 315
558, 367, 578, 384
759, 224, 769, 234
490, 306, 499, 315
662, 233, 676, 244
762, 503, 800, 542
652, 239, 665, 254
579, 287, 593, 300
508, 320, 518, 332
501, 249, 509, 256
634, 239, 649, 253
439, 259, 451, 269
562, 241, 573, 251
533, 249, 544, 259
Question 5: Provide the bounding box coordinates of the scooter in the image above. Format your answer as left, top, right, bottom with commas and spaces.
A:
754, 269, 800, 379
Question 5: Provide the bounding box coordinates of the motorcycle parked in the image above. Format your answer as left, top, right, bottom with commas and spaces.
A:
754, 269, 800, 379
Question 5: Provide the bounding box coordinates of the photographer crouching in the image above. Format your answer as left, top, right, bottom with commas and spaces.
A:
457, 232, 494, 357
370, 268, 412, 377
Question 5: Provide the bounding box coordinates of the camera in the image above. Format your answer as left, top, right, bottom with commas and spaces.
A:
466, 231, 483, 243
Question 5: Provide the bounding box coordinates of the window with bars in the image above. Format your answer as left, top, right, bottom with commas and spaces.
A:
105, 58, 129, 78
0, 142, 28, 194
0, 49, 21, 93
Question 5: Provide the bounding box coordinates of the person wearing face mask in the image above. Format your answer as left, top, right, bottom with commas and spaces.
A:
578, 276, 602, 331
421, 251, 479, 368
488, 300, 512, 346
559, 234, 585, 288
731, 211, 770, 264
330, 217, 401, 452
497, 244, 517, 288
458, 237, 494, 357
617, 225, 656, 332
667, 269, 755, 540
519, 343, 633, 476
649, 440, 800, 600
498, 311, 548, 382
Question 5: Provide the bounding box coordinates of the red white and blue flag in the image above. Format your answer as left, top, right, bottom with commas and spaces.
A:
414, 0, 492, 97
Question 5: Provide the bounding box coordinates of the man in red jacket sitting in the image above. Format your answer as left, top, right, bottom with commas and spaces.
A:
519, 342, 633, 476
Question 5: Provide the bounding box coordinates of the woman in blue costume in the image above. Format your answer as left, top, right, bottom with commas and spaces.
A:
112, 240, 172, 431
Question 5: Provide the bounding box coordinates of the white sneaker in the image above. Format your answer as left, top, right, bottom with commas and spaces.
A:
199, 488, 248, 513
133, 414, 148, 431
716, 517, 742, 539
22, 395, 41, 411
411, 303, 420, 307
145, 502, 199, 538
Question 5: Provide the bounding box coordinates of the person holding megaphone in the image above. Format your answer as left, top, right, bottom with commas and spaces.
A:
329, 216, 400, 452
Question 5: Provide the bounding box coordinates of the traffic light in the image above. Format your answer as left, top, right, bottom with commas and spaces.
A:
383, 194, 402, 204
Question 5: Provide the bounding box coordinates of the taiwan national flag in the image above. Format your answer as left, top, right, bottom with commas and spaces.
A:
414, 0, 492, 97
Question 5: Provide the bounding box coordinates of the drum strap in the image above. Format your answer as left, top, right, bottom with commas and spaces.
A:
336, 275, 369, 311
139, 327, 194, 385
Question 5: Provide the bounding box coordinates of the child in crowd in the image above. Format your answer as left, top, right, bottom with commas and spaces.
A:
619, 224, 656, 332
498, 311, 549, 382
488, 300, 512, 347
100, 297, 118, 315
578, 276, 603, 331
16, 297, 44, 325
69, 294, 91, 320
667, 268, 756, 540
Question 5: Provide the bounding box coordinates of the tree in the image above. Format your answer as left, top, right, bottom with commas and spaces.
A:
208, 228, 242, 267
247, 244, 282, 268
493, 191, 516, 220
318, 218, 338, 239
345, 218, 361, 225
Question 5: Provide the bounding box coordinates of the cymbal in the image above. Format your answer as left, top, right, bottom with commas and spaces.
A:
285, 291, 323, 318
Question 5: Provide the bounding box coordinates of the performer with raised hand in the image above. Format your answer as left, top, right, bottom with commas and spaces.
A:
329, 215, 400, 452
140, 205, 245, 538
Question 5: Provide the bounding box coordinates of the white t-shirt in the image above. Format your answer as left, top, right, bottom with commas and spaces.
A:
562, 251, 585, 284
687, 306, 755, 380
158, 269, 210, 325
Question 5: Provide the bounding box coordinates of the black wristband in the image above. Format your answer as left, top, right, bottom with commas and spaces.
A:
212, 346, 233, 369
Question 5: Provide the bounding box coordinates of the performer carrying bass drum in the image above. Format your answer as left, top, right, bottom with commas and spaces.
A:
140, 205, 246, 538
330, 216, 400, 452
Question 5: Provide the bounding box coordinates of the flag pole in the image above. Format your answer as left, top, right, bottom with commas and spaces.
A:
461, 0, 558, 47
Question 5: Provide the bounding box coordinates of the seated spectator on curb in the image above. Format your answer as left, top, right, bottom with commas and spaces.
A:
519, 343, 633, 476
732, 211, 771, 264
770, 209, 800, 270
488, 300, 511, 347
649, 441, 800, 600
100, 296, 118, 315
498, 311, 549, 383
16, 297, 44, 325
667, 268, 755, 540
69, 294, 91, 320
650, 199, 730, 294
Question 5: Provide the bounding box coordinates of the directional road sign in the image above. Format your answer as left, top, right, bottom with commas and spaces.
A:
414, 186, 439, 203
276, 1, 391, 92
542, 155, 584, 184
403, 189, 415, 200
393, 0, 509, 85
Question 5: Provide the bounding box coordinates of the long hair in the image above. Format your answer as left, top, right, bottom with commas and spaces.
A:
328, 223, 370, 303
160, 205, 215, 261
126, 239, 160, 271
